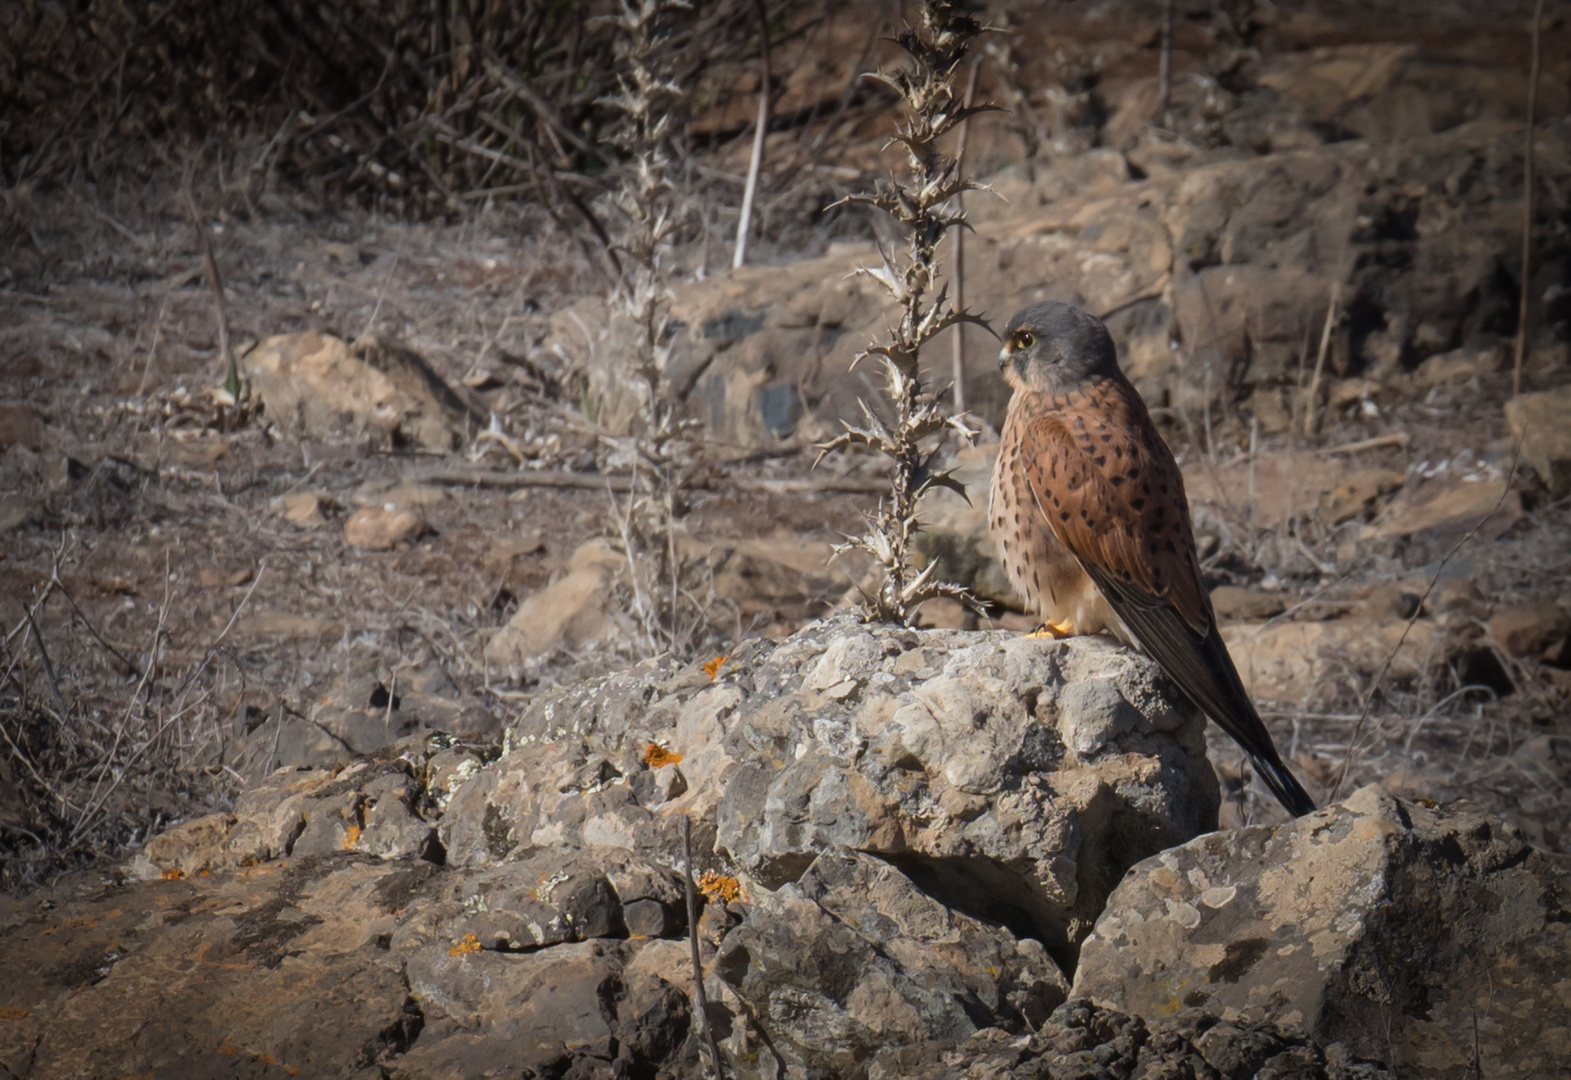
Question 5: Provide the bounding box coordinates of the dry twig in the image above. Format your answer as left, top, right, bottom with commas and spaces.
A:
1303, 281, 1341, 436
1513, 0, 1546, 398
179, 166, 239, 401
683, 816, 725, 1078
732, 0, 771, 269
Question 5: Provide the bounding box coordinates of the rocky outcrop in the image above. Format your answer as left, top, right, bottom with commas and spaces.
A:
241, 333, 483, 451
0, 619, 1219, 1080
6, 623, 1566, 1079
542, 119, 1569, 451
1072, 784, 1571, 1079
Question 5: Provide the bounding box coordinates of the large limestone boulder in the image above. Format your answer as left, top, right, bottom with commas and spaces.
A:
12, 625, 1559, 1080
1072, 785, 1571, 1078
443, 616, 1219, 1076
3, 618, 1218, 1080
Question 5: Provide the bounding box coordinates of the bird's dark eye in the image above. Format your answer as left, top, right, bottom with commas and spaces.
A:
1016, 331, 1034, 349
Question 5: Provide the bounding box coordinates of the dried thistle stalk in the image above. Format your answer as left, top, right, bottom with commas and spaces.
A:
599, 0, 706, 656
818, 0, 993, 625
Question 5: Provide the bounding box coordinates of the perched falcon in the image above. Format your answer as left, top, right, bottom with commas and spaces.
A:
989, 300, 1316, 817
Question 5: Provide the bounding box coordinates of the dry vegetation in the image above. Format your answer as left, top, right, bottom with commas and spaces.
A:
2, 0, 1569, 886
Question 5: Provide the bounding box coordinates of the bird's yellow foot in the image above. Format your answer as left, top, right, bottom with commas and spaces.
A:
1026, 619, 1076, 639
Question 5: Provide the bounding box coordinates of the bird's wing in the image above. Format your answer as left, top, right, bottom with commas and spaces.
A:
1016, 386, 1209, 636
1018, 386, 1316, 817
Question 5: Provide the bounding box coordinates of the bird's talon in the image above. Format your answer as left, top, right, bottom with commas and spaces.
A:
1026, 619, 1075, 639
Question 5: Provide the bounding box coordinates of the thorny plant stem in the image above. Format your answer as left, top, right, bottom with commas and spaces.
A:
817, 0, 992, 625
601, 0, 706, 657
1330, 442, 1522, 802
1513, 0, 1545, 398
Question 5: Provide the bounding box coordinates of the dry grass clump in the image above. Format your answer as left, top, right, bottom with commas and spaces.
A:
0, 0, 762, 215
0, 545, 251, 889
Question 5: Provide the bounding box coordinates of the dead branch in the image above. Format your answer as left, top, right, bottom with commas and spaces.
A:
733, 0, 772, 269
1303, 281, 1341, 436
949, 55, 982, 414
1513, 0, 1546, 398
178, 168, 238, 399
683, 815, 726, 1079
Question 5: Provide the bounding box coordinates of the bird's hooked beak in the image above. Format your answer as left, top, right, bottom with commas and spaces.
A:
997, 340, 1014, 371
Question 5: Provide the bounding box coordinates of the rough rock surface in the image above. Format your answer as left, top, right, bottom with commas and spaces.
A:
3, 621, 1560, 1078
241, 333, 480, 451
869, 999, 1395, 1080
1506, 384, 1571, 497
0, 620, 1223, 1080
541, 120, 1568, 450
1072, 785, 1571, 1079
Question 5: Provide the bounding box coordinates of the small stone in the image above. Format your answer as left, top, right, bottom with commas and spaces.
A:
649, 764, 687, 803
1318, 468, 1404, 525
1210, 585, 1285, 621
623, 898, 670, 937
914, 596, 970, 629
1489, 601, 1570, 658
483, 541, 622, 672
1364, 584, 1421, 621
1430, 577, 1488, 618
279, 492, 327, 525
344, 505, 427, 549
1506, 385, 1571, 496
0, 403, 45, 451
1412, 345, 1503, 388
0, 495, 41, 534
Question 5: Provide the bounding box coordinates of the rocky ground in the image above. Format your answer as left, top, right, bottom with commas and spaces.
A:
1, 625, 1564, 1078
2, 0, 1570, 1076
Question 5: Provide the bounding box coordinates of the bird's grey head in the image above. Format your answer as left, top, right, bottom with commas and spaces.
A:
998, 301, 1120, 396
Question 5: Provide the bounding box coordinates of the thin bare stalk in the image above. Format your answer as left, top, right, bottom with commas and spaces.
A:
1304, 281, 1340, 436
179, 168, 239, 400
683, 815, 725, 1078
733, 0, 771, 269
950, 56, 982, 415
1513, 0, 1545, 398
1158, 0, 1174, 114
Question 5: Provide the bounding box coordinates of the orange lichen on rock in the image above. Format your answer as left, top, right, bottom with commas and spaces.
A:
0, 1007, 30, 1020
703, 655, 729, 679
698, 872, 743, 903
448, 933, 482, 956
343, 824, 361, 850
643, 743, 684, 768
161, 868, 184, 881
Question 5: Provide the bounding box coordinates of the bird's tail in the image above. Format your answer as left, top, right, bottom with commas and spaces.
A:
1249, 750, 1317, 818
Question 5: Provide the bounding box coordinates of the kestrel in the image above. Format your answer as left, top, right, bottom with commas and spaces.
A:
989, 301, 1316, 817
